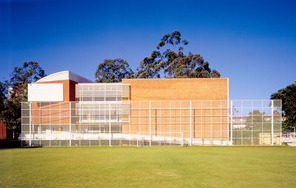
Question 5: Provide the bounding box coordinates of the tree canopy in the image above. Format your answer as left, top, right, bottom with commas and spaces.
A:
95, 31, 221, 81
95, 58, 134, 83
271, 83, 296, 131
9, 61, 46, 100
0, 81, 7, 114
135, 31, 221, 79
0, 61, 46, 138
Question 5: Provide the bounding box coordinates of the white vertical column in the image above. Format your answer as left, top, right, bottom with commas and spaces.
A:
190, 100, 192, 146
280, 101, 282, 146
129, 103, 131, 146
271, 100, 274, 146
109, 103, 111, 146
211, 100, 213, 144
182, 132, 184, 146
160, 102, 162, 141
138, 102, 140, 143
170, 101, 172, 146
149, 101, 152, 147
29, 102, 32, 146
220, 100, 222, 144
104, 85, 107, 101
179, 102, 181, 136
69, 102, 71, 147
251, 101, 254, 145
230, 100, 233, 145
201, 101, 203, 143
137, 132, 139, 147
59, 103, 61, 147
227, 100, 229, 143
49, 102, 51, 147
261, 101, 264, 145
241, 101, 243, 146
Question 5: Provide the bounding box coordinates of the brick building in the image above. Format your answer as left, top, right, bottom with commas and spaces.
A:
21, 71, 281, 146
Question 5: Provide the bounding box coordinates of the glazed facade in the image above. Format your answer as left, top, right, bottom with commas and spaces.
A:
21, 71, 282, 146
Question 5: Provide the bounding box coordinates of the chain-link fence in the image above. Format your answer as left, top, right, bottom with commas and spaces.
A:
21, 100, 282, 146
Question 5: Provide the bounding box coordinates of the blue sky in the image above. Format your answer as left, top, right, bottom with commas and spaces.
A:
0, 0, 295, 99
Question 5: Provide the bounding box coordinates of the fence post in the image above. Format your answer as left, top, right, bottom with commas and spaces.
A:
149, 101, 152, 147
109, 103, 111, 146
271, 100, 274, 146
230, 100, 233, 145
69, 102, 71, 147
137, 133, 139, 147
182, 132, 184, 147
29, 102, 32, 147
190, 101, 192, 146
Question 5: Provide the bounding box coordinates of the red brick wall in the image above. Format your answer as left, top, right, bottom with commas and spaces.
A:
122, 78, 228, 101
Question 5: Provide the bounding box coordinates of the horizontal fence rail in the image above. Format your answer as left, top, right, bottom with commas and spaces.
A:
21, 100, 282, 147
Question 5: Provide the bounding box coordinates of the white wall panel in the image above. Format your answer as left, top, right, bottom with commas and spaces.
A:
28, 84, 63, 101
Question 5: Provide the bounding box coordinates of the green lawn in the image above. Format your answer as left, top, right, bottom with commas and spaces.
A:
0, 147, 295, 188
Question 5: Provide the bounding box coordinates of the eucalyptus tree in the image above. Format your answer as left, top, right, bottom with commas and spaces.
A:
135, 31, 220, 79
95, 58, 134, 83
1, 61, 46, 138
271, 82, 296, 131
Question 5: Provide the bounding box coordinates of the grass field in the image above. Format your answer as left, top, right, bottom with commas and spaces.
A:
0, 147, 295, 188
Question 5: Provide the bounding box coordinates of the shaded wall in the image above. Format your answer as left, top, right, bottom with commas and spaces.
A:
0, 122, 6, 139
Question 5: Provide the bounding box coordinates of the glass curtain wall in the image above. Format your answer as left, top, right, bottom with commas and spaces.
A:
21, 99, 282, 147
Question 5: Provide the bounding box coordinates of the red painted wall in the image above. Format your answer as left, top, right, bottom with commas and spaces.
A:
0, 122, 6, 139
35, 80, 77, 101
31, 79, 77, 125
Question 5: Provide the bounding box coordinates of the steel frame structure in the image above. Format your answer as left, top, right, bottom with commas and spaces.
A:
21, 99, 282, 147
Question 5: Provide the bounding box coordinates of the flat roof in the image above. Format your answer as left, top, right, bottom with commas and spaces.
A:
77, 83, 130, 85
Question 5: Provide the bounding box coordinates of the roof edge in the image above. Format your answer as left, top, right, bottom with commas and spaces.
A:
36, 70, 93, 83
